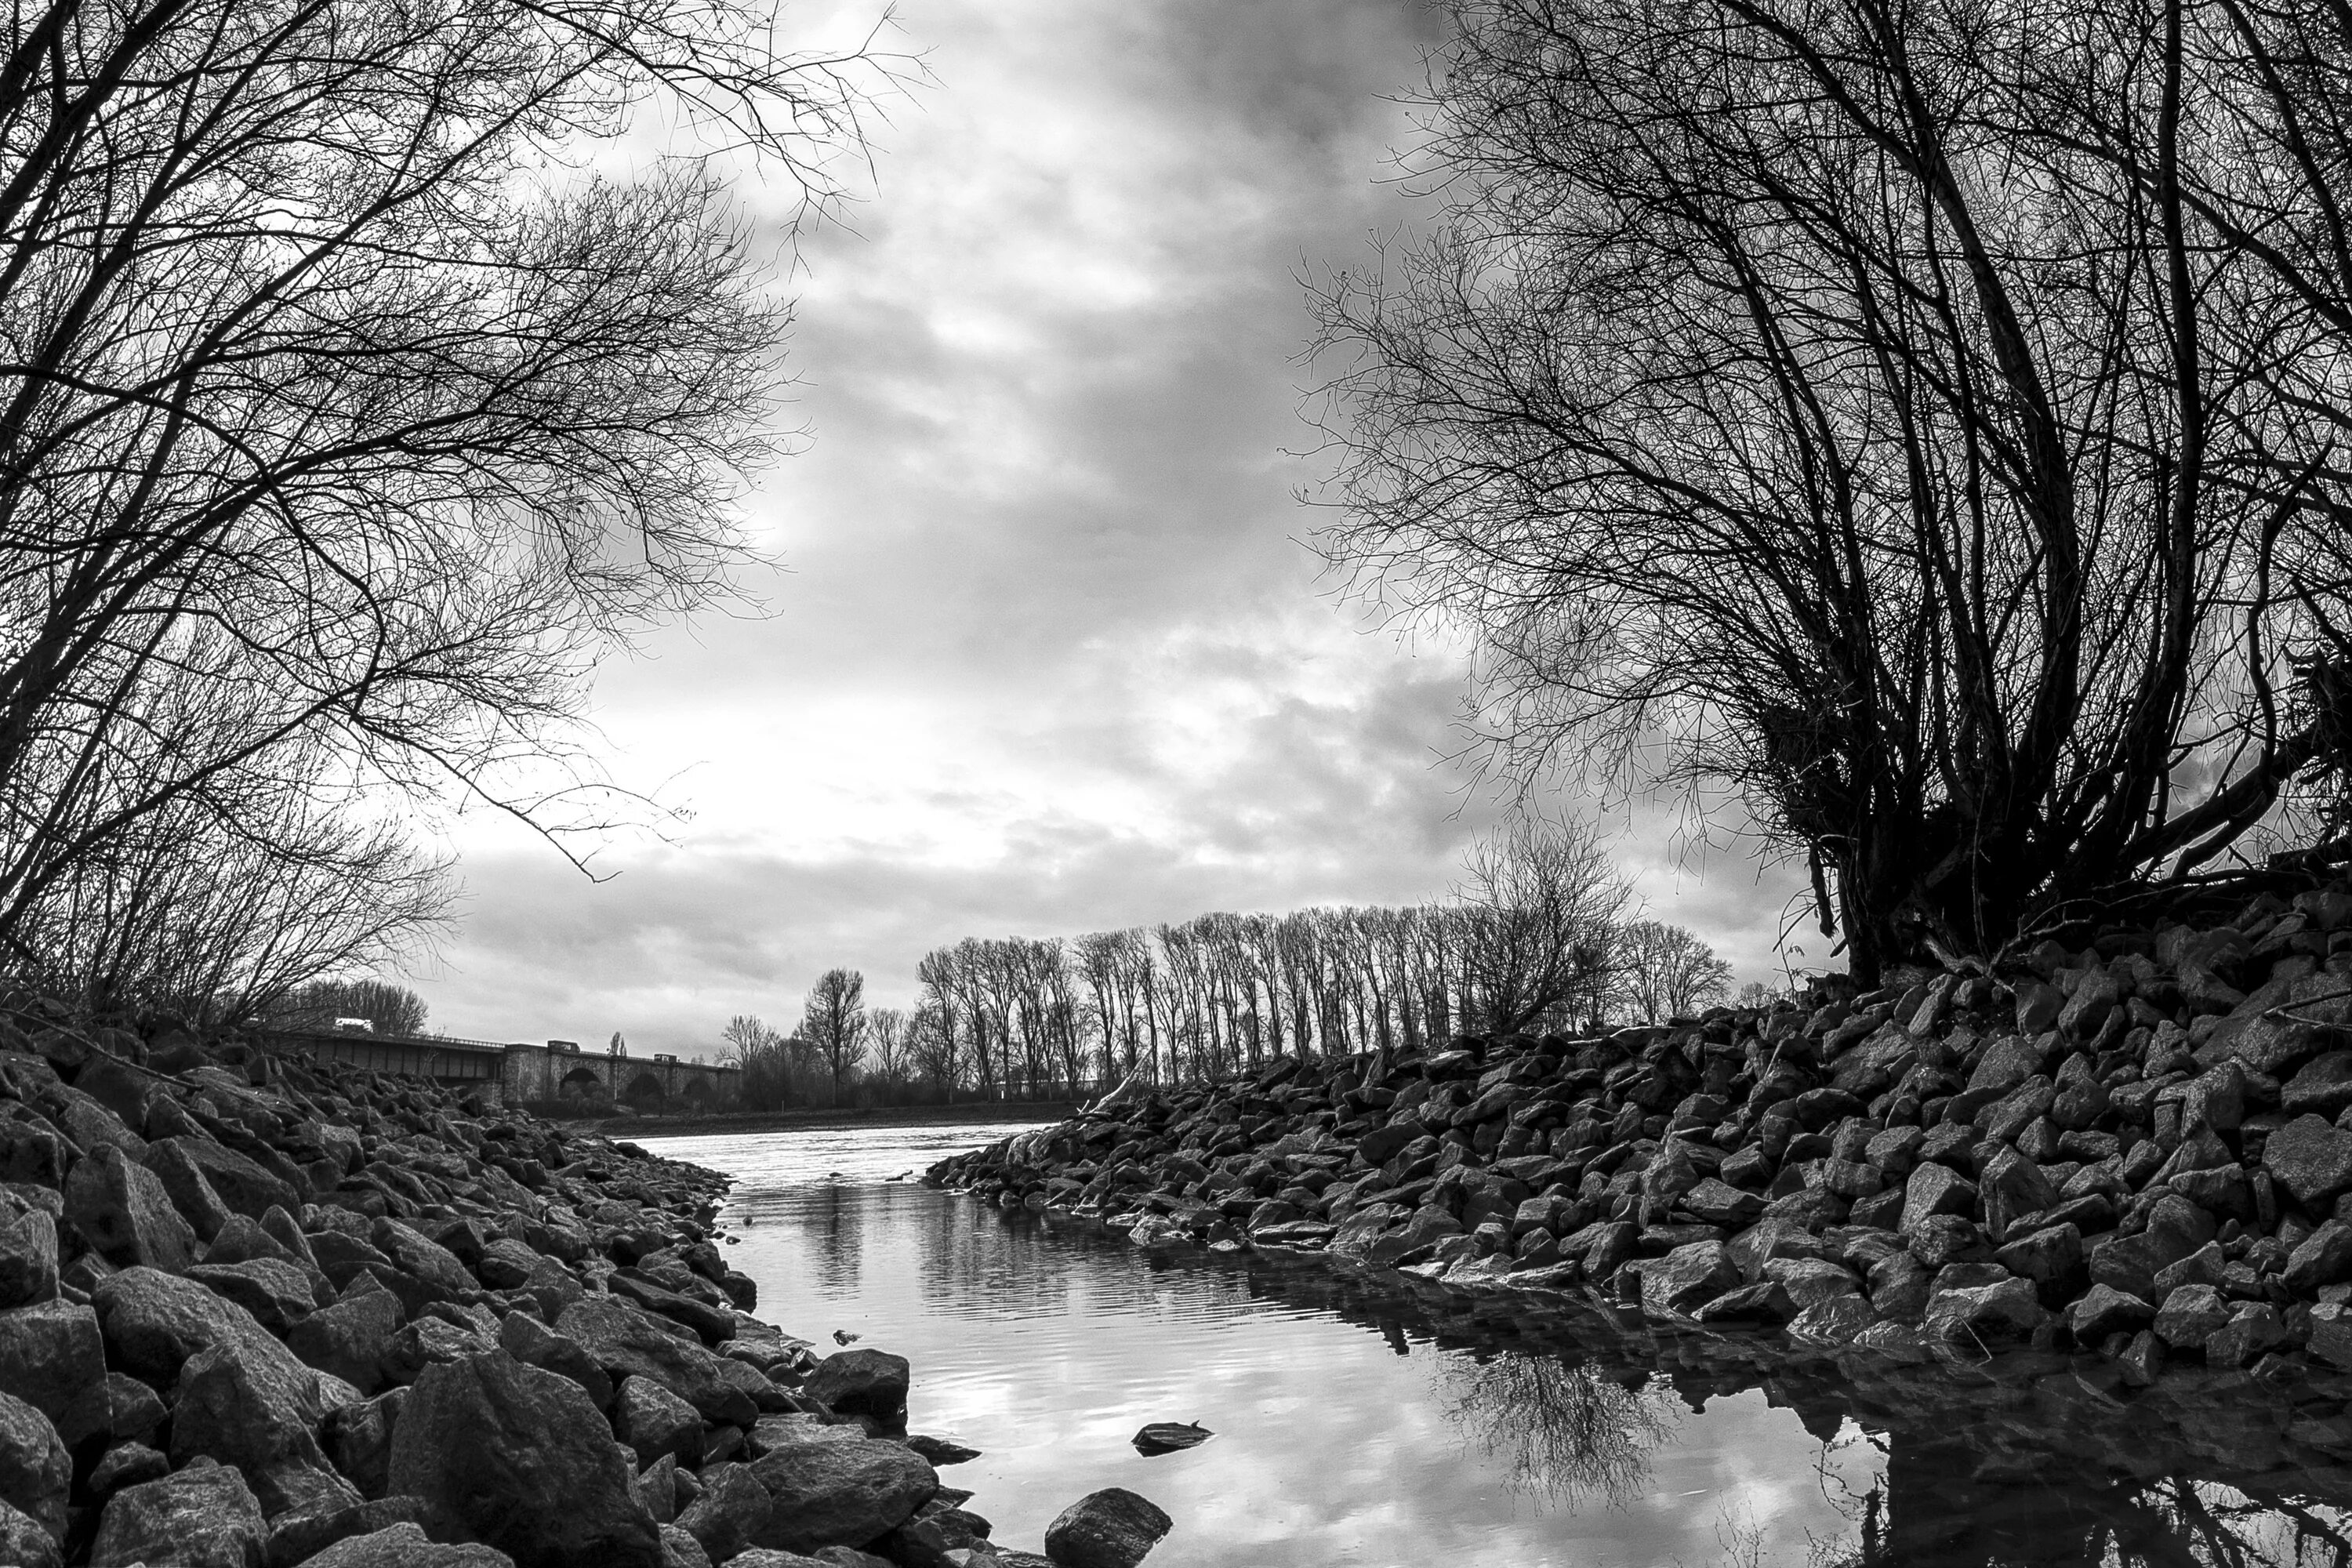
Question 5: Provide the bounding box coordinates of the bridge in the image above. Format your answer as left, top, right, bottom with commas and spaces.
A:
259, 1029, 739, 1113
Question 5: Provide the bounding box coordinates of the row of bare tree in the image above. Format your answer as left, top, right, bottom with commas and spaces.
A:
720, 821, 1740, 1105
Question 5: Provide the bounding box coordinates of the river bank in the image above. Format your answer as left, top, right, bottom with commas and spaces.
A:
927, 880, 2352, 1415
0, 1013, 1147, 1567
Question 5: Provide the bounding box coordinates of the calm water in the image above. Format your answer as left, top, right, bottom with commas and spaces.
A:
643, 1122, 2352, 1567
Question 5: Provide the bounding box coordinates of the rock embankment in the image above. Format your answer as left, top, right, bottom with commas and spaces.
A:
0, 1012, 1069, 1568
929, 884, 2352, 1381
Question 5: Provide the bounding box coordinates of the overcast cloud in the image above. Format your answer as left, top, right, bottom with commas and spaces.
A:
405, 0, 1807, 1056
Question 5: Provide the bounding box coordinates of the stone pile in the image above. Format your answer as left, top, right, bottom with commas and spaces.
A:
0, 1009, 1112, 1568
929, 883, 2352, 1386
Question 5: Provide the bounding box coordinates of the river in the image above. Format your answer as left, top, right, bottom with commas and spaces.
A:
641, 1120, 2352, 1567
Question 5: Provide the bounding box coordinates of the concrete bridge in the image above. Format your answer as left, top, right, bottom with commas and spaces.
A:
260, 1029, 739, 1113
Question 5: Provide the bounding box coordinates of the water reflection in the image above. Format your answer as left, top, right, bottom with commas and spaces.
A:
647, 1125, 2352, 1566
1437, 1354, 1678, 1510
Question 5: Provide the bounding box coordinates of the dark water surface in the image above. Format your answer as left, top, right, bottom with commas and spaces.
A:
644, 1123, 2352, 1567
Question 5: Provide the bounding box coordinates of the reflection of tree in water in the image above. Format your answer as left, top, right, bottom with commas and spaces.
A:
1436, 1350, 1679, 1511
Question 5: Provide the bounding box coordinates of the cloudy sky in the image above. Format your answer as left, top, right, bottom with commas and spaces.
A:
405, 0, 1808, 1056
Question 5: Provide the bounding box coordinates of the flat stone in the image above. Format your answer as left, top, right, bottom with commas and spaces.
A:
1784, 1294, 1877, 1345
183, 1257, 317, 1335
261, 1494, 430, 1566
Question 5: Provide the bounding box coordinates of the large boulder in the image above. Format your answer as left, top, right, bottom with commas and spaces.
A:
2154, 1283, 2234, 1351
497, 1312, 612, 1408
66, 1145, 198, 1272
1042, 1488, 1172, 1568
89, 1462, 268, 1568
388, 1351, 662, 1568
171, 1337, 358, 1516
746, 1430, 937, 1554
556, 1299, 760, 1425
1900, 1163, 1977, 1232
93, 1265, 321, 1392
321, 1388, 407, 1501
804, 1349, 910, 1423
0, 1301, 103, 1432
0, 1390, 67, 1543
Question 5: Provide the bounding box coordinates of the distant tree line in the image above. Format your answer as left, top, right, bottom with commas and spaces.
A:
720, 820, 1739, 1108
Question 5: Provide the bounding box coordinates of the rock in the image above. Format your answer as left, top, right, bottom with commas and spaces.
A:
89, 1463, 269, 1568
2069, 1283, 2154, 1342
0, 1209, 56, 1308
1680, 1178, 1764, 1229
93, 1265, 320, 1392
2285, 1221, 2352, 1293
299, 1520, 517, 1566
0, 1301, 103, 1432
804, 1349, 910, 1422
1975, 1149, 2056, 1243
1042, 1488, 1172, 1568
676, 1461, 771, 1563
171, 1336, 358, 1516
321, 1389, 405, 1501
262, 1494, 430, 1566
365, 1220, 476, 1312
389, 1351, 662, 1568
906, 1436, 982, 1467
2264, 1115, 2352, 1207
557, 1300, 759, 1425
1924, 1276, 2045, 1340
1785, 1294, 1877, 1345
136, 1141, 230, 1241
617, 1374, 705, 1468
2310, 1301, 2352, 1369
1759, 1258, 1861, 1308
0, 1497, 59, 1568
1131, 1422, 1210, 1455
1969, 1035, 2042, 1093
1901, 1163, 1977, 1232
1991, 1223, 2084, 1307
2205, 1302, 2287, 1367
2086, 1196, 2213, 1300
183, 1257, 318, 1335
746, 1431, 937, 1554
291, 1290, 404, 1394
89, 1443, 168, 1498
1638, 1240, 1740, 1317
497, 1312, 613, 1409
380, 1316, 498, 1387
67, 1144, 198, 1272
0, 1390, 67, 1541
1865, 1252, 1932, 1321
2286, 1052, 2352, 1117
2155, 1283, 2234, 1350
146, 1137, 301, 1225
659, 1523, 713, 1568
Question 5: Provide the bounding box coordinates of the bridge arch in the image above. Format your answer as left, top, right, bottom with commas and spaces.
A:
622, 1071, 666, 1112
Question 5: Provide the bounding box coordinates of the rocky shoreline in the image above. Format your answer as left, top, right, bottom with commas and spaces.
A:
926, 882, 2352, 1394
0, 1010, 1151, 1568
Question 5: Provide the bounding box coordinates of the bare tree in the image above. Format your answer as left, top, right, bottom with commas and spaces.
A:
1311, 0, 2352, 982
799, 968, 868, 1107
0, 0, 895, 967
1616, 922, 1736, 1025
268, 979, 430, 1039
867, 1007, 909, 1103
1454, 815, 1626, 1033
